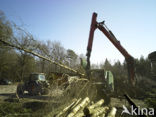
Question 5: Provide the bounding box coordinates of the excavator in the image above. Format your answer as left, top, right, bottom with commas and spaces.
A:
84, 13, 150, 117
86, 12, 135, 86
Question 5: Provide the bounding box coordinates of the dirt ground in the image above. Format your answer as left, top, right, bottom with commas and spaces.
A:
0, 84, 17, 101
0, 85, 17, 94
0, 84, 147, 107
0, 84, 147, 102
0, 84, 63, 100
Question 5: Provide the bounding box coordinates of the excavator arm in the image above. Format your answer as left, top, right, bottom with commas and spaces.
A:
86, 12, 135, 85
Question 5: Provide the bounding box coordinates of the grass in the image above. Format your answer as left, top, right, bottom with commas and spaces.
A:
0, 80, 107, 117
0, 102, 32, 117
0, 100, 65, 117
0, 79, 151, 117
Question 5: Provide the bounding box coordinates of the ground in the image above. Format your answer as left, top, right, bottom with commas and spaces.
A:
0, 84, 147, 117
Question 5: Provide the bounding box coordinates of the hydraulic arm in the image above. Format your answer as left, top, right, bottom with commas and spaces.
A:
86, 12, 135, 85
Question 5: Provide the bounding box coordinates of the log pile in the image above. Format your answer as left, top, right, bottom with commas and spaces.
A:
54, 97, 117, 117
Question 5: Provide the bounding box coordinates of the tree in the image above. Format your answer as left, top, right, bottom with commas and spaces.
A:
0, 10, 12, 42
34, 41, 50, 73
35, 40, 67, 74
13, 32, 37, 81
51, 41, 66, 63
0, 11, 14, 80
16, 53, 36, 81
101, 59, 112, 70
135, 56, 151, 78
66, 49, 78, 68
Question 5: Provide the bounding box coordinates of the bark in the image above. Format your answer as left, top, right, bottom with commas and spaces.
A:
74, 110, 84, 117
67, 97, 90, 117
55, 99, 77, 117
84, 99, 104, 115
91, 107, 109, 117
107, 107, 117, 117
88, 99, 104, 110
71, 98, 82, 109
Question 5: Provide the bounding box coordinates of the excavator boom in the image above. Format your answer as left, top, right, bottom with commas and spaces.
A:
86, 12, 135, 85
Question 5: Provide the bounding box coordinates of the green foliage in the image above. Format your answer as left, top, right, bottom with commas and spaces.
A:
67, 49, 78, 60
99, 57, 155, 97
66, 49, 78, 67
135, 56, 151, 77
16, 53, 36, 81
0, 11, 16, 80
102, 59, 112, 70
145, 98, 156, 110
0, 101, 57, 117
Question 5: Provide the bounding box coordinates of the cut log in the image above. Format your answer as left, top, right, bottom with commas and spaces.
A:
107, 107, 117, 117
88, 99, 104, 109
71, 98, 82, 109
84, 99, 104, 115
55, 99, 77, 117
91, 107, 109, 117
100, 113, 106, 117
74, 110, 84, 117
67, 97, 90, 117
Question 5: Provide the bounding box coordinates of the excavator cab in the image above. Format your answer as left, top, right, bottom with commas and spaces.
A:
80, 58, 114, 92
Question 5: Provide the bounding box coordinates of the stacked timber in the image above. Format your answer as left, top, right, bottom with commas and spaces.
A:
54, 97, 117, 117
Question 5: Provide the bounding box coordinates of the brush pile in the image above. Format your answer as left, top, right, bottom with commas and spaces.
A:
53, 97, 117, 117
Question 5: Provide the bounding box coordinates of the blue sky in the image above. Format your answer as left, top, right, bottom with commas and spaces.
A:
0, 0, 156, 64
